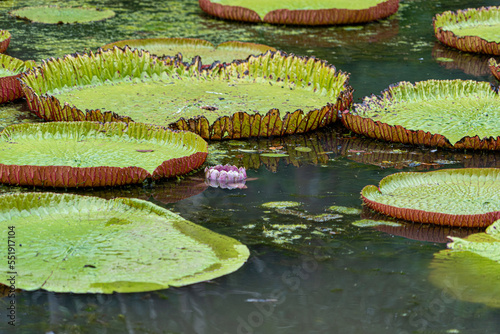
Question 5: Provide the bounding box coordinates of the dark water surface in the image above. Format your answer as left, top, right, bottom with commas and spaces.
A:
1, 0, 500, 333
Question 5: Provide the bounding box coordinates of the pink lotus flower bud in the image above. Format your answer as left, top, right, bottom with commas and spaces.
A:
204, 164, 247, 189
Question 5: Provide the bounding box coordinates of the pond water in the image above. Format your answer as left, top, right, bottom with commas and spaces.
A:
1, 0, 500, 333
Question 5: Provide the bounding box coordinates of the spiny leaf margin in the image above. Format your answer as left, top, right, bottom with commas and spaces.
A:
433, 6, 500, 55
342, 79, 500, 150
20, 47, 353, 140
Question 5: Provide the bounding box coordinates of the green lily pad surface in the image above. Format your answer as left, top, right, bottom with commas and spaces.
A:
102, 38, 276, 64
361, 168, 500, 227
199, 0, 399, 25
9, 6, 116, 24
21, 47, 352, 140
0, 193, 249, 293
429, 220, 500, 308
0, 30, 10, 53
343, 80, 500, 150
0, 122, 208, 187
433, 6, 500, 55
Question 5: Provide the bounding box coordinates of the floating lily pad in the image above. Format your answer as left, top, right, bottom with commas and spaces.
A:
362, 168, 500, 227
490, 58, 500, 81
9, 6, 115, 24
0, 54, 36, 103
199, 0, 399, 25
0, 30, 10, 53
328, 205, 361, 215
352, 219, 402, 228
0, 122, 208, 187
433, 6, 500, 55
21, 47, 352, 140
342, 79, 500, 150
102, 38, 276, 64
262, 201, 302, 209
429, 220, 500, 308
0, 193, 249, 293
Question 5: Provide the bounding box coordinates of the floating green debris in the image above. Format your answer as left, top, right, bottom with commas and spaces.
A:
275, 208, 342, 222
435, 57, 454, 62
295, 147, 312, 152
328, 205, 362, 215
263, 224, 307, 244
260, 153, 290, 158
352, 219, 402, 227
261, 201, 302, 209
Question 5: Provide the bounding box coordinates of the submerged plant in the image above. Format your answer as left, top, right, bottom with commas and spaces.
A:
199, 0, 399, 25
361, 168, 500, 227
0, 193, 249, 293
205, 164, 247, 189
342, 79, 500, 150
20, 47, 353, 140
433, 6, 500, 55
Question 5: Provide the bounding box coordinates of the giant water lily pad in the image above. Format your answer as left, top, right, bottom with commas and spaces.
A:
102, 38, 276, 64
429, 220, 500, 308
0, 30, 10, 53
199, 0, 399, 25
0, 122, 208, 187
0, 193, 249, 293
0, 54, 36, 103
342, 80, 500, 150
20, 47, 352, 140
490, 58, 500, 81
433, 6, 500, 55
9, 6, 115, 24
361, 168, 500, 227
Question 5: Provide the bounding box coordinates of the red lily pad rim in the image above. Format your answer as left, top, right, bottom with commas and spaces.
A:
433, 6, 500, 55
198, 0, 400, 26
0, 122, 208, 188
361, 168, 500, 228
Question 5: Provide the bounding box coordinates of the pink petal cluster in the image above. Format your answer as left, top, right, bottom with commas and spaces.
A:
205, 164, 247, 189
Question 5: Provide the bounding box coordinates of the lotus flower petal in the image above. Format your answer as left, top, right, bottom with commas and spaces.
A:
205, 164, 247, 189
